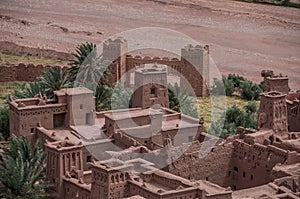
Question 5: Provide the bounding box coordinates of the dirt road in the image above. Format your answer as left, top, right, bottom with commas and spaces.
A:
0, 0, 299, 88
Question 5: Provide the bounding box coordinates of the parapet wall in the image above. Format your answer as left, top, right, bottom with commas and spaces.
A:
126, 55, 182, 72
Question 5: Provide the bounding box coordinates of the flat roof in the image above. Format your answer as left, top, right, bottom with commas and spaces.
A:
105, 108, 163, 121
54, 87, 93, 96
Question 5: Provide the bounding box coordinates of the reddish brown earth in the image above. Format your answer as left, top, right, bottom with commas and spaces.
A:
0, 0, 299, 89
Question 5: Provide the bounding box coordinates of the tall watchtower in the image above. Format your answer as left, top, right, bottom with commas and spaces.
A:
181, 44, 210, 97
44, 140, 84, 197
132, 63, 169, 109
257, 91, 288, 133
90, 162, 127, 199
103, 38, 128, 84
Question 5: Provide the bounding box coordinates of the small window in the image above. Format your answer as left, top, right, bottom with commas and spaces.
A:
205, 177, 209, 181
150, 87, 156, 95
228, 171, 231, 177
243, 172, 246, 178
250, 174, 253, 181
86, 156, 92, 162
30, 128, 35, 133
234, 166, 238, 172
188, 136, 193, 142
80, 104, 83, 109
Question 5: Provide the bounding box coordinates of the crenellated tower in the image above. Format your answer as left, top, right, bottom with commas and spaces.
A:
90, 162, 127, 199
103, 38, 128, 84
181, 44, 210, 97
257, 91, 288, 133
44, 140, 84, 197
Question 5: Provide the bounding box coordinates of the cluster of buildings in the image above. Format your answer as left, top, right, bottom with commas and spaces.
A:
6, 38, 300, 199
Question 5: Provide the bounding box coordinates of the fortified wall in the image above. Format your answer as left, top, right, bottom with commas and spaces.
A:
0, 63, 53, 82
104, 38, 210, 97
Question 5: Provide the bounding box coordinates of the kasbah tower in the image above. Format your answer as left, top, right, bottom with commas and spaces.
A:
102, 37, 210, 98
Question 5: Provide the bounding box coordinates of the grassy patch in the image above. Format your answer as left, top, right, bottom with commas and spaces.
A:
0, 51, 62, 65
197, 96, 260, 129
0, 82, 23, 104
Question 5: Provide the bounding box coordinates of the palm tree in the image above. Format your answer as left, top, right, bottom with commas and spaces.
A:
0, 104, 10, 140
94, 85, 112, 111
111, 83, 133, 110
13, 82, 45, 99
69, 42, 111, 89
38, 66, 71, 98
168, 83, 199, 118
0, 135, 52, 199
68, 42, 96, 81
74, 51, 111, 90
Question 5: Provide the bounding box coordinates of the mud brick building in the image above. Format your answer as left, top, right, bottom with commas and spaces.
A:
8, 65, 300, 198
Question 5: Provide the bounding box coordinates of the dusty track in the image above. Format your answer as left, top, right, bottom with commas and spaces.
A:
0, 0, 299, 88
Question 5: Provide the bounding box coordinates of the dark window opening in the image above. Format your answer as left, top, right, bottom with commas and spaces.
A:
80, 104, 83, 109
86, 156, 92, 162
234, 166, 238, 172
72, 153, 76, 166
269, 136, 274, 145
228, 171, 231, 177
30, 128, 35, 133
250, 174, 253, 181
53, 113, 66, 128
150, 87, 155, 95
205, 177, 209, 181
243, 172, 246, 178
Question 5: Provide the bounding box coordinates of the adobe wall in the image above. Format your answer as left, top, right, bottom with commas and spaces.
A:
0, 63, 68, 82
128, 181, 199, 199
113, 130, 143, 149
229, 139, 288, 190
0, 64, 50, 82
63, 178, 90, 199
166, 141, 234, 187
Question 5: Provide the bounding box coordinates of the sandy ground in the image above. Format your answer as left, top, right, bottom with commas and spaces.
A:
0, 0, 299, 89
